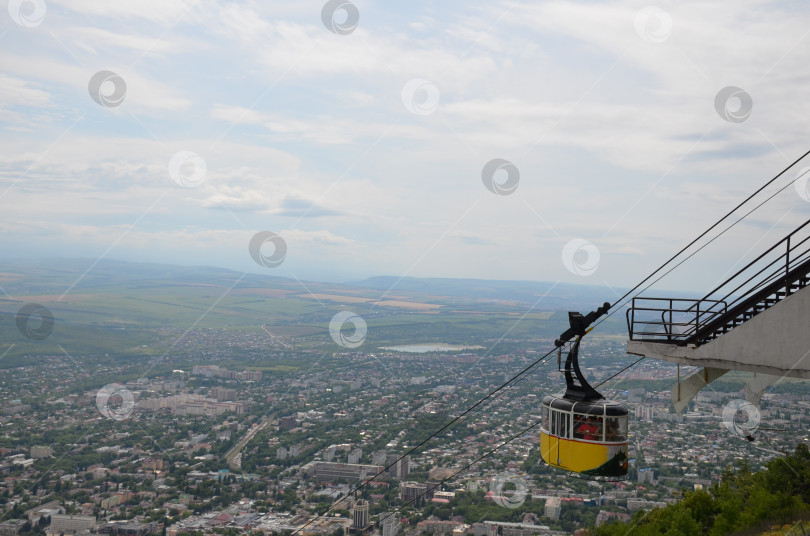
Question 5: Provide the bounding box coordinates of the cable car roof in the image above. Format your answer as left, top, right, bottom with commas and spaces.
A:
542, 394, 628, 416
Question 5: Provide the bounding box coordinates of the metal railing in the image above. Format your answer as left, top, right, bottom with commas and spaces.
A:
626, 298, 726, 343
627, 218, 810, 345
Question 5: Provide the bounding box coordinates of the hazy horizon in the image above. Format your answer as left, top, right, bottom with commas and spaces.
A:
1, 255, 699, 300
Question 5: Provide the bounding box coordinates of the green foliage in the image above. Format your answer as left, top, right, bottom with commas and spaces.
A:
444, 490, 545, 524
593, 445, 810, 536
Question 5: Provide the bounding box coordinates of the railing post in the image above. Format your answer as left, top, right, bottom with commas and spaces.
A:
786, 235, 791, 296
668, 299, 673, 342
630, 300, 635, 341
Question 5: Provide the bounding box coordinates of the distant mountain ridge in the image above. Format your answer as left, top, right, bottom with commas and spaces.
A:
1, 258, 626, 310
350, 275, 621, 310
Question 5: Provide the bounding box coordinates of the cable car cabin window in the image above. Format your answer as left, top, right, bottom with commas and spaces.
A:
549, 410, 570, 439
542, 406, 549, 432
573, 414, 603, 441
559, 412, 570, 439
605, 416, 628, 442
573, 414, 585, 440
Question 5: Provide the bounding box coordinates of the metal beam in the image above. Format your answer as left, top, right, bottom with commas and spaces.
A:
670, 367, 729, 414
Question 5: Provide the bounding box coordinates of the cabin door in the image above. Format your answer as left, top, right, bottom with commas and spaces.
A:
552, 411, 569, 468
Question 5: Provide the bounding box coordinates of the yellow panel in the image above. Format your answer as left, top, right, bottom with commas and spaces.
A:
540, 431, 626, 475
540, 431, 561, 468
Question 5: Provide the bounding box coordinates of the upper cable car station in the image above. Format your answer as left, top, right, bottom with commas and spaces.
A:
626, 218, 810, 412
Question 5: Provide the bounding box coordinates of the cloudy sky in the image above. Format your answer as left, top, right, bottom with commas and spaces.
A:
2, 0, 810, 292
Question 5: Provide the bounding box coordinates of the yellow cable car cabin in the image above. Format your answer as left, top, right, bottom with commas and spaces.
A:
539, 304, 629, 478
539, 395, 628, 477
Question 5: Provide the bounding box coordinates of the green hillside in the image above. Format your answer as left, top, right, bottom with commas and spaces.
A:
592, 445, 810, 536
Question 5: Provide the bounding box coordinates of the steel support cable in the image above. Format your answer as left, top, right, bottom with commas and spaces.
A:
591, 153, 810, 333
368, 354, 655, 532
299, 344, 637, 535
609, 148, 810, 309
335, 154, 810, 529
291, 345, 559, 535
295, 152, 810, 535
368, 416, 548, 534
594, 356, 646, 389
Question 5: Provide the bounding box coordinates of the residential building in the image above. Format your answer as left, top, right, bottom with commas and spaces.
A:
386, 454, 409, 480
30, 446, 52, 458
638, 468, 655, 483
352, 500, 369, 530
302, 462, 384, 481
482, 522, 552, 536
399, 482, 427, 505
50, 515, 97, 533
544, 497, 561, 520
471, 523, 497, 536
381, 515, 400, 536
0, 520, 27, 536
210, 387, 237, 402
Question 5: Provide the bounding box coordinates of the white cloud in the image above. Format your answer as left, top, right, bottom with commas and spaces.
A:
0, 74, 53, 108
200, 186, 274, 212
2, 0, 810, 287
281, 228, 353, 246
0, 51, 192, 112
210, 104, 354, 144
48, 0, 201, 26
64, 25, 201, 55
